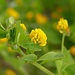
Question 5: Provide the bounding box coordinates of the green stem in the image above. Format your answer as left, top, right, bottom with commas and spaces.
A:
61, 34, 65, 52
58, 72, 62, 75
58, 34, 65, 75
32, 62, 55, 75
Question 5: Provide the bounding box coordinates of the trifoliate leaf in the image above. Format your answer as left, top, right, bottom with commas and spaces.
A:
38, 52, 63, 64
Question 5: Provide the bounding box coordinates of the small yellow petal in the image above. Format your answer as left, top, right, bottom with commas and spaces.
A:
20, 23, 26, 30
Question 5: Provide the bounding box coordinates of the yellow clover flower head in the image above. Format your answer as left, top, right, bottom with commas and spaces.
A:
56, 18, 70, 35
29, 28, 47, 46
5, 69, 16, 75
6, 8, 19, 19
0, 38, 8, 43
20, 23, 26, 31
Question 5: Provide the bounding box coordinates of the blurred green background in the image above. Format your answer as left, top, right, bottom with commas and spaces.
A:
0, 0, 75, 75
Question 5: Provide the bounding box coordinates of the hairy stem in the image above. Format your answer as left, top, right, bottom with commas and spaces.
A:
61, 34, 65, 52
32, 62, 55, 75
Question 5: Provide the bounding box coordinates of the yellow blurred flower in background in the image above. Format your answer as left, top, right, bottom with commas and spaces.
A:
70, 46, 75, 56
6, 8, 19, 19
29, 28, 47, 46
0, 38, 8, 43
51, 12, 61, 19
5, 69, 16, 75
20, 23, 26, 31
56, 18, 70, 35
35, 13, 48, 24
26, 11, 33, 20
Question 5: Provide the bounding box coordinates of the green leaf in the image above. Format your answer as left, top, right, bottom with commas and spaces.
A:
62, 46, 74, 72
8, 16, 15, 25
21, 54, 37, 62
9, 27, 16, 42
38, 52, 63, 64
15, 20, 27, 44
15, 20, 22, 43
6, 17, 15, 28
56, 60, 62, 74
0, 29, 6, 38
0, 23, 5, 30
20, 41, 41, 53
64, 64, 75, 75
